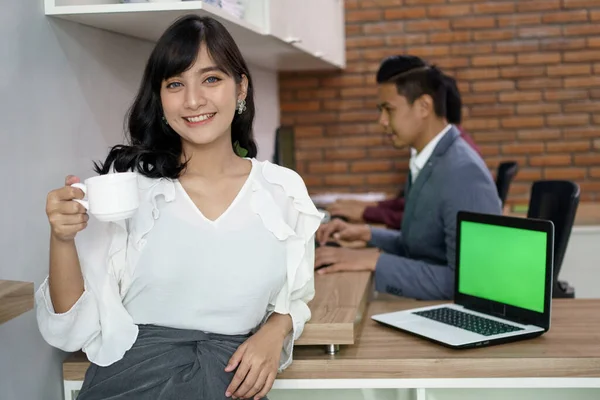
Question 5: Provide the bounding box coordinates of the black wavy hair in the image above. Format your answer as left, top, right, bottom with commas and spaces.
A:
376, 55, 462, 125
94, 14, 257, 178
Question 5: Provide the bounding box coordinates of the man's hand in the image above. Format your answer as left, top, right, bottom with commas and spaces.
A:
327, 201, 369, 222
315, 247, 380, 274
316, 219, 372, 245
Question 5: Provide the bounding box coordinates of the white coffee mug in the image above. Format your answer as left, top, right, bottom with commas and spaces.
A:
71, 172, 140, 222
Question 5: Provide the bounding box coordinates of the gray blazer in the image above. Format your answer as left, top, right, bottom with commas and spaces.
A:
369, 126, 502, 300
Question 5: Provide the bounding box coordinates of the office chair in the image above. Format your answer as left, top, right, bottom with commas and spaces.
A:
527, 180, 580, 298
495, 161, 519, 206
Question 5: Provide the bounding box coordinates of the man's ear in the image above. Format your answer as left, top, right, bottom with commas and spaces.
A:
238, 74, 249, 101
416, 94, 434, 118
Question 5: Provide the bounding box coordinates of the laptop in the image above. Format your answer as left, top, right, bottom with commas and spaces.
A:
371, 211, 554, 348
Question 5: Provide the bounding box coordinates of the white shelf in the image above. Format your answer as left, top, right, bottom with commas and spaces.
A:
44, 1, 343, 71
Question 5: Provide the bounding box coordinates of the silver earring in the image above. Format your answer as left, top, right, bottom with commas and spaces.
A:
162, 116, 169, 126
237, 99, 247, 115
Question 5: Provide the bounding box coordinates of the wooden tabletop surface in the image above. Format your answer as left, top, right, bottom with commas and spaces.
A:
64, 299, 600, 381
509, 202, 600, 227
296, 271, 372, 346
280, 299, 600, 379
565, 202, 600, 226
63, 271, 374, 380
0, 280, 33, 325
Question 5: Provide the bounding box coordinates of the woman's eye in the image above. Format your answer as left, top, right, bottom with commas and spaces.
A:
166, 82, 182, 89
205, 76, 221, 84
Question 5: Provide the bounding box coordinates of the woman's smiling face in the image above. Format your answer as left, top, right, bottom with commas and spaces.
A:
160, 42, 247, 149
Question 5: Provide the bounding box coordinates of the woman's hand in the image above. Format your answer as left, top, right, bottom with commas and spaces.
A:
46, 175, 88, 242
225, 314, 291, 399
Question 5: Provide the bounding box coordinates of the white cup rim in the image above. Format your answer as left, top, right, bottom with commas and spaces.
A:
85, 171, 137, 185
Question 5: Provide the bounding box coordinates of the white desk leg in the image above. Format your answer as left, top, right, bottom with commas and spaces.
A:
360, 388, 379, 400
63, 380, 83, 400
415, 388, 427, 400
393, 388, 417, 400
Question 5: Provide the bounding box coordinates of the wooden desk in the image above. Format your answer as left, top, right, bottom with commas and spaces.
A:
268, 300, 600, 399
62, 299, 600, 400
571, 203, 600, 226
281, 299, 600, 380
0, 280, 33, 325
296, 271, 372, 349
508, 202, 600, 227
62, 271, 374, 381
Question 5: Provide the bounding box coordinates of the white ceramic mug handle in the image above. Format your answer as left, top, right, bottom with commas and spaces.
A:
71, 183, 89, 210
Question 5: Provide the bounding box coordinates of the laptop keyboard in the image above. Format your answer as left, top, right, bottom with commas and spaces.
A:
413, 307, 524, 336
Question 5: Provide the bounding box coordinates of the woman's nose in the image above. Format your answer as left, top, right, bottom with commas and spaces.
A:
184, 86, 208, 110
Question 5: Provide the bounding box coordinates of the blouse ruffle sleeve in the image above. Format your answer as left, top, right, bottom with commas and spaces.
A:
250, 161, 323, 371
35, 212, 138, 366
35, 174, 176, 367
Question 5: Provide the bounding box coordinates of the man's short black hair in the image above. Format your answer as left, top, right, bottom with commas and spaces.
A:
376, 55, 427, 83
376, 55, 462, 125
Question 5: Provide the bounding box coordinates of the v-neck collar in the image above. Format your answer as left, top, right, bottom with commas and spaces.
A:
175, 158, 255, 225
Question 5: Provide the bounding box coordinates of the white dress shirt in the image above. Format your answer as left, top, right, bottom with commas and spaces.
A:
410, 124, 452, 183
35, 158, 323, 371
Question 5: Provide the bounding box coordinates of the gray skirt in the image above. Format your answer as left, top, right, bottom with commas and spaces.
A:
77, 325, 267, 400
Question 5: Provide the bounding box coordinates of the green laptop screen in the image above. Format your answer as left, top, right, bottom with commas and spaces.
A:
458, 221, 547, 313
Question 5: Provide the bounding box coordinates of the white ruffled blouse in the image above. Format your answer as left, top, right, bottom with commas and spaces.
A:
35, 159, 323, 371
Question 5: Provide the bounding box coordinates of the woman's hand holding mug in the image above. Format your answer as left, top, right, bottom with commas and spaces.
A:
46, 171, 139, 241
46, 175, 89, 242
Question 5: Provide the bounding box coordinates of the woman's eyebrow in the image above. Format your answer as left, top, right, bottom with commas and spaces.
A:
196, 66, 226, 74
168, 66, 228, 79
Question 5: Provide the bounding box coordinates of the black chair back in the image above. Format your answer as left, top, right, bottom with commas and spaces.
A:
496, 161, 519, 206
272, 126, 296, 171
527, 180, 580, 298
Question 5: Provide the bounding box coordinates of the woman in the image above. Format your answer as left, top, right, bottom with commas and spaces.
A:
37, 15, 321, 400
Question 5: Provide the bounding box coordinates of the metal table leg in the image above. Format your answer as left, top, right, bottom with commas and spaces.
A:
325, 344, 340, 355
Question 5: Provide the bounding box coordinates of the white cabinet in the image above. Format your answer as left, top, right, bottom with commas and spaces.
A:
44, 0, 345, 71
267, 0, 293, 44
290, 0, 321, 59
266, 0, 345, 69
318, 0, 345, 69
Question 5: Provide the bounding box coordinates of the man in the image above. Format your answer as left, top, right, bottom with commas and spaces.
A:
327, 56, 481, 229
315, 56, 502, 300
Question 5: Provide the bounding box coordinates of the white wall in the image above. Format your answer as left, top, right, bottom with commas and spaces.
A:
251, 64, 280, 162
0, 1, 279, 399
559, 228, 600, 299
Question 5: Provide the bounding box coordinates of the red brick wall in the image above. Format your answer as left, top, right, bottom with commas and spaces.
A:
279, 0, 600, 204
